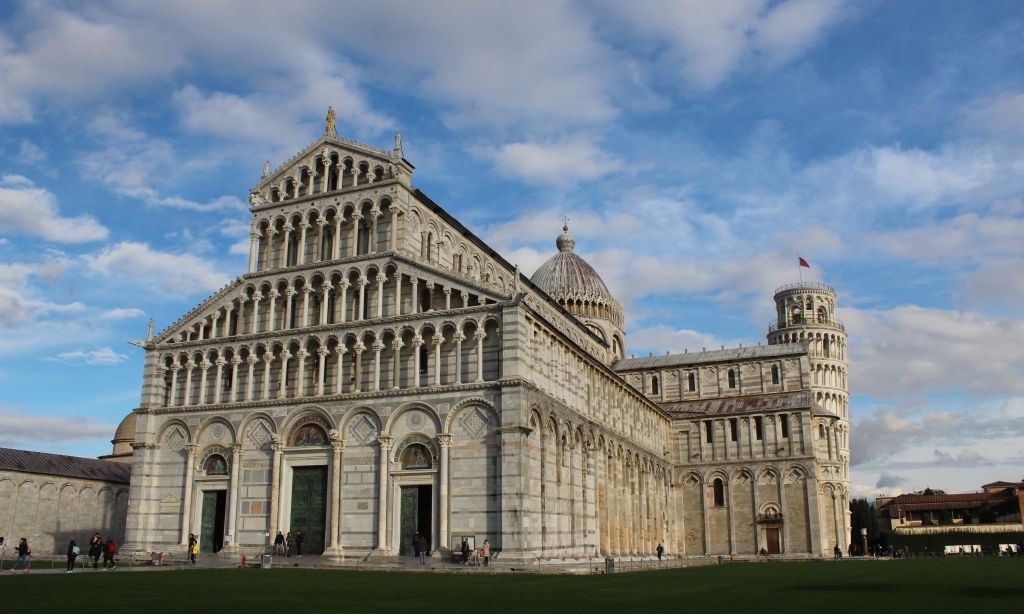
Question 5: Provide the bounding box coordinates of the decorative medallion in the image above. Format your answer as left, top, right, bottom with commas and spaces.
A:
211, 424, 226, 442
165, 426, 186, 452
405, 411, 426, 430
349, 414, 376, 444
247, 420, 273, 449
460, 407, 490, 439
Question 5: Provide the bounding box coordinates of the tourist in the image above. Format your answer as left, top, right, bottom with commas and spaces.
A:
190, 538, 199, 565
188, 533, 197, 563
415, 532, 429, 566
274, 531, 285, 555
89, 533, 103, 569
66, 539, 80, 573
481, 539, 491, 567
833, 544, 842, 560
10, 538, 30, 573
103, 537, 118, 570
295, 531, 304, 557
461, 538, 470, 564
286, 532, 294, 557
656, 543, 664, 561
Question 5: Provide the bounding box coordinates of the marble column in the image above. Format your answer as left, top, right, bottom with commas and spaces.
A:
327, 439, 345, 555
213, 358, 226, 404
295, 350, 308, 397
474, 332, 486, 382
248, 232, 260, 273
317, 347, 328, 396
269, 441, 284, 536
226, 443, 242, 550
376, 436, 393, 551
180, 444, 197, 545
391, 340, 403, 389
438, 434, 452, 551
278, 351, 291, 399
245, 356, 256, 402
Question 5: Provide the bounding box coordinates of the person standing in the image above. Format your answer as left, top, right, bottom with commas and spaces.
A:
103, 537, 117, 570
66, 540, 80, 573
89, 533, 102, 569
274, 531, 285, 555
295, 531, 304, 557
10, 538, 30, 573
481, 539, 491, 567
286, 532, 294, 557
656, 543, 664, 561
190, 538, 199, 565
415, 532, 429, 566
461, 538, 470, 564
188, 534, 197, 564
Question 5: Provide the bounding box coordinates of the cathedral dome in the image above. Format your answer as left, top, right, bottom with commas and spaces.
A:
531, 224, 624, 330
109, 412, 137, 459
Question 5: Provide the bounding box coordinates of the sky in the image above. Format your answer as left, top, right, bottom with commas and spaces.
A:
0, 0, 1022, 498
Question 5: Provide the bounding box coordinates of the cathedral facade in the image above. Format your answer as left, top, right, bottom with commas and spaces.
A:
121, 119, 850, 561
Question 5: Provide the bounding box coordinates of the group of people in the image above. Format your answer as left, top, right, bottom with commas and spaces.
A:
457, 538, 492, 566
272, 530, 305, 557
0, 533, 118, 573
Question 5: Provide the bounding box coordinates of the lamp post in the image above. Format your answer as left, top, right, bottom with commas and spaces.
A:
861, 527, 868, 557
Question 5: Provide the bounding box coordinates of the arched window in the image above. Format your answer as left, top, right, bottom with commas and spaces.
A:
790, 307, 802, 324
204, 454, 228, 475
771, 365, 780, 385
713, 478, 725, 507
817, 306, 828, 323
818, 424, 826, 439
292, 424, 328, 447
823, 336, 831, 358
400, 443, 432, 469
287, 235, 299, 267
688, 372, 696, 392
357, 221, 370, 255
425, 232, 433, 262
727, 369, 736, 389
651, 375, 660, 395
419, 345, 428, 374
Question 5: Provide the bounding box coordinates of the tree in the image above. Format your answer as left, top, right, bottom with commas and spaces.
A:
849, 498, 880, 554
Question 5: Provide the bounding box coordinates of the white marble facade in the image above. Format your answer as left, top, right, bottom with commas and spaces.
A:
120, 118, 850, 561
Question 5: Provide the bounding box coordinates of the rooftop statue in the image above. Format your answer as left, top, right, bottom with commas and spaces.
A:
326, 105, 337, 136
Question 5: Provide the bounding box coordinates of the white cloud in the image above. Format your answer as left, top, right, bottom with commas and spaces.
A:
627, 325, 734, 356
83, 241, 230, 297
17, 139, 47, 165
604, 0, 847, 90
0, 175, 109, 242
50, 347, 129, 366
964, 90, 1024, 144
101, 308, 145, 320
846, 305, 1024, 398
0, 410, 115, 446
0, 260, 84, 327
487, 139, 623, 185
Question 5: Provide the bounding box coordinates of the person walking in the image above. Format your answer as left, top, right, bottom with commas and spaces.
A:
103, 537, 117, 570
88, 533, 102, 569
295, 531, 304, 557
461, 538, 470, 564
656, 543, 664, 561
274, 531, 285, 555
481, 539, 491, 567
10, 538, 30, 573
66, 539, 80, 573
415, 532, 429, 566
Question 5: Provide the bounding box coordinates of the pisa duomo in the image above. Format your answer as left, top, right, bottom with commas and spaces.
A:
1, 112, 851, 561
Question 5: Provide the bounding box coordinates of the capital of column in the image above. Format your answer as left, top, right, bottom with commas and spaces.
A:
412, 336, 424, 347
431, 334, 444, 346
353, 343, 365, 355
453, 332, 466, 343
250, 232, 261, 240
246, 355, 259, 366
169, 364, 182, 373
339, 280, 351, 290
357, 278, 369, 288
443, 288, 452, 296
296, 349, 310, 360
199, 360, 211, 371
473, 331, 487, 341
372, 341, 385, 352
301, 286, 312, 295
230, 356, 242, 366
184, 444, 199, 456
317, 347, 330, 357
231, 443, 244, 454
437, 433, 453, 448
271, 442, 285, 453
391, 340, 404, 351
215, 357, 227, 367
331, 440, 345, 453
267, 290, 279, 300
377, 435, 394, 450
285, 287, 297, 298
279, 351, 292, 361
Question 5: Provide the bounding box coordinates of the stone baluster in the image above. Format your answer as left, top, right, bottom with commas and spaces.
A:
248, 232, 260, 273
376, 275, 387, 318
213, 357, 225, 404
183, 360, 195, 407
391, 340, 404, 389
453, 332, 465, 384
432, 334, 443, 386
297, 222, 309, 265
301, 287, 312, 328
317, 347, 329, 396
295, 350, 309, 397
245, 356, 257, 402
475, 331, 486, 382
371, 341, 384, 391
168, 364, 181, 407
352, 343, 364, 393
278, 351, 291, 399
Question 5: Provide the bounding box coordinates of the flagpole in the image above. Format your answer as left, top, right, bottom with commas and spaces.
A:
798, 254, 803, 283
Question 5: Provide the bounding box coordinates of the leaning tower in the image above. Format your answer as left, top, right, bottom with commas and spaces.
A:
767, 281, 850, 552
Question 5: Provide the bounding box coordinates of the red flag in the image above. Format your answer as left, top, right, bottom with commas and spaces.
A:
798, 257, 810, 268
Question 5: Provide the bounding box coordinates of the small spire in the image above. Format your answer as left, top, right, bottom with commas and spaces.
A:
146, 319, 154, 341
394, 131, 403, 157
556, 219, 575, 252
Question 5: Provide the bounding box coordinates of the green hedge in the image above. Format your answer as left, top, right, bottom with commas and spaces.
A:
888, 530, 1024, 553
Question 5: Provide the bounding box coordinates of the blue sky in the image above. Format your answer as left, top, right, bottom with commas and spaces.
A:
1, 0, 1022, 497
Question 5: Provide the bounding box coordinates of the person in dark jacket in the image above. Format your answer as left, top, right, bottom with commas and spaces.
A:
88, 533, 103, 569
188, 534, 197, 565
415, 532, 430, 566
461, 538, 471, 564
10, 538, 30, 573
295, 531, 304, 557
66, 539, 79, 573
274, 531, 285, 555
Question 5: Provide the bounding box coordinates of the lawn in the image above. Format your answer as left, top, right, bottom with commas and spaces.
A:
3, 558, 1020, 613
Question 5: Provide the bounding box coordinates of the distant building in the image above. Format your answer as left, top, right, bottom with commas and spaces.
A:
876, 481, 1024, 552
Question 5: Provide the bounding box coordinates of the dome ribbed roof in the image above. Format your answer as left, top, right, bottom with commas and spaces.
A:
531, 224, 623, 328
113, 412, 136, 443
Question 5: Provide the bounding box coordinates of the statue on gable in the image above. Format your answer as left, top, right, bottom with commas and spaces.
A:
262, 160, 271, 178
326, 105, 337, 136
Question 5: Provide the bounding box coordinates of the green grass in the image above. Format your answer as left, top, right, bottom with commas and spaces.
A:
5, 559, 1021, 613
